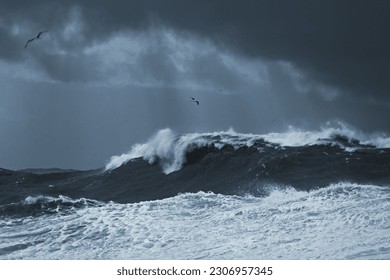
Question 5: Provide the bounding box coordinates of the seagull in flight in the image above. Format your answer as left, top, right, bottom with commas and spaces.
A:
25, 30, 49, 48
191, 97, 199, 105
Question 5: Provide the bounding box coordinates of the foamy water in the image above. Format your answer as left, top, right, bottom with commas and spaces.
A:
1, 183, 389, 259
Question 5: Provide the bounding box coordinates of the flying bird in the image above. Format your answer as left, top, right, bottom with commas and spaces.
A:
191, 97, 199, 105
24, 30, 49, 48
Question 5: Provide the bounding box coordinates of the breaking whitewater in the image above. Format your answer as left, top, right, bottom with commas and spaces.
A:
1, 125, 390, 259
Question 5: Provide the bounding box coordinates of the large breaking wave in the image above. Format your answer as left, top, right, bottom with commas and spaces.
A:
1, 125, 390, 209
105, 124, 390, 174
1, 125, 390, 259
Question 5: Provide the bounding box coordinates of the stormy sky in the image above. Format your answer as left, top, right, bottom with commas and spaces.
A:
0, 0, 389, 170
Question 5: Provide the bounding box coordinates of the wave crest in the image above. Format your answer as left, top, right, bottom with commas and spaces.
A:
105, 124, 390, 173
105, 128, 216, 173
0, 195, 102, 217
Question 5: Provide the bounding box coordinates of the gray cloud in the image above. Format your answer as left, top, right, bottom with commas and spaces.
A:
1, 0, 389, 100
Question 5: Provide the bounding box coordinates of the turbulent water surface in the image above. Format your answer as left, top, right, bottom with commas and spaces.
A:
1, 127, 390, 259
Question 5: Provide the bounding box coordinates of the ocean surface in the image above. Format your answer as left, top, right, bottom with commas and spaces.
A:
1, 126, 390, 259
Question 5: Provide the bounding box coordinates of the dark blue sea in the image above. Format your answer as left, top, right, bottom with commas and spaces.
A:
1, 127, 390, 259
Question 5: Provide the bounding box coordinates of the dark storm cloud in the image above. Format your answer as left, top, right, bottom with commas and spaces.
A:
1, 0, 389, 101
142, 0, 390, 100
1, 0, 390, 170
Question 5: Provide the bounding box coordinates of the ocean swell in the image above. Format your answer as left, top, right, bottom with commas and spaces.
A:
105, 124, 390, 174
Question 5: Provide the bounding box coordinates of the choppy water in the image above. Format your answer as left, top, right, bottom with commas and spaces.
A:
1, 127, 390, 259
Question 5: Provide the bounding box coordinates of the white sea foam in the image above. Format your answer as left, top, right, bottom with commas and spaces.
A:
105, 128, 214, 173
105, 123, 390, 174
262, 122, 390, 148
1, 182, 389, 259
22, 195, 100, 206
